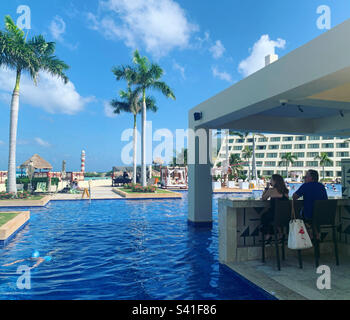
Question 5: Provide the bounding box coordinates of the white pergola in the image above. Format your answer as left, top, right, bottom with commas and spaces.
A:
188, 19, 350, 225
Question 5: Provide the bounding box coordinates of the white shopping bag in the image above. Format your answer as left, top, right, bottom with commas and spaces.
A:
288, 201, 313, 250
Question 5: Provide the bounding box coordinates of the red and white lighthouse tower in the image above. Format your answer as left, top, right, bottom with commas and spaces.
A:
81, 150, 86, 173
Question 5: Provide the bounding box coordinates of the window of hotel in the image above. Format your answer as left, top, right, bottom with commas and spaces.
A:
256, 145, 266, 150
336, 143, 349, 148
263, 171, 274, 176
265, 161, 276, 166
293, 152, 305, 158
268, 145, 279, 150
337, 152, 349, 157
247, 138, 253, 143
336, 161, 341, 166
308, 136, 320, 140
233, 146, 242, 150
295, 136, 306, 141
307, 161, 318, 166
308, 144, 319, 149
236, 139, 244, 143
322, 143, 334, 148
229, 146, 232, 151
283, 136, 294, 141
325, 171, 333, 177
281, 144, 292, 149
258, 137, 268, 142
255, 153, 265, 158
279, 153, 286, 157
337, 171, 342, 177
294, 144, 306, 149
325, 152, 334, 157
256, 161, 263, 167
307, 152, 319, 157
293, 161, 304, 167
322, 136, 334, 140
228, 139, 234, 143
270, 137, 280, 142
267, 153, 278, 158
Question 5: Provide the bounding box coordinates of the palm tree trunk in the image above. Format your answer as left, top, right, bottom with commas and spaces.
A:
141, 90, 147, 187
7, 69, 21, 194
323, 166, 325, 181
133, 114, 137, 184
252, 136, 257, 181
286, 163, 288, 179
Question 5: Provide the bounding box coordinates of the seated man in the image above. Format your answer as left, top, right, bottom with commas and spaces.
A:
292, 169, 328, 224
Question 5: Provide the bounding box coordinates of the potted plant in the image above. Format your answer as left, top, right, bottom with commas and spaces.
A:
227, 173, 236, 189
212, 175, 221, 190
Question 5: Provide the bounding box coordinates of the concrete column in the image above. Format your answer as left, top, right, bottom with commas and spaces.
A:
188, 121, 213, 226
218, 202, 237, 264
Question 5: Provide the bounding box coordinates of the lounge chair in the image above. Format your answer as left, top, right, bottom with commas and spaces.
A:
34, 182, 47, 193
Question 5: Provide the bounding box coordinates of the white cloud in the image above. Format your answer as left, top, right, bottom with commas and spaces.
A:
173, 61, 185, 79
209, 40, 225, 59
212, 66, 232, 83
0, 67, 94, 115
49, 16, 79, 50
35, 137, 51, 147
49, 16, 66, 41
87, 0, 198, 57
104, 101, 117, 118
238, 34, 286, 78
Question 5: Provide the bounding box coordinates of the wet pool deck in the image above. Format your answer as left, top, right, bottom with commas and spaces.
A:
227, 247, 350, 300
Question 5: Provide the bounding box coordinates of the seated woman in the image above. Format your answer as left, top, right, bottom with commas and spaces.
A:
260, 174, 289, 241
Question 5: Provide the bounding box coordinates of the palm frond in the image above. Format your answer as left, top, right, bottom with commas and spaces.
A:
152, 81, 176, 100
4, 15, 25, 41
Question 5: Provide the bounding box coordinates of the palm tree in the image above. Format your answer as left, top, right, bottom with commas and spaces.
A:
228, 131, 265, 182
113, 50, 175, 186
0, 16, 69, 193
229, 153, 243, 178
314, 152, 333, 181
110, 87, 157, 183
278, 152, 298, 178
131, 50, 175, 186
242, 146, 253, 180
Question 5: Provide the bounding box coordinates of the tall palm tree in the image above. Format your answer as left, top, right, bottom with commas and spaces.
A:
110, 87, 157, 183
229, 153, 243, 178
314, 152, 333, 181
278, 152, 298, 178
242, 145, 253, 180
131, 50, 175, 186
0, 16, 69, 193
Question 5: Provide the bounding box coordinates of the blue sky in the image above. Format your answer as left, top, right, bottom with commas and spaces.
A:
0, 0, 349, 172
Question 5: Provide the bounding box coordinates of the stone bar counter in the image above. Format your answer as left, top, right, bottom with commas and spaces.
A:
218, 197, 350, 265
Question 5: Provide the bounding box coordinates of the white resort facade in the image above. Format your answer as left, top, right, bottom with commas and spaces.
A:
214, 133, 349, 179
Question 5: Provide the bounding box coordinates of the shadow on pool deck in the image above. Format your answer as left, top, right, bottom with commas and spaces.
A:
227, 252, 350, 300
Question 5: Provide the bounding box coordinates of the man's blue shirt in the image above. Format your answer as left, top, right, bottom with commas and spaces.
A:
295, 182, 328, 219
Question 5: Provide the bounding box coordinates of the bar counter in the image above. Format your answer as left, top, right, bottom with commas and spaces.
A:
218, 197, 350, 264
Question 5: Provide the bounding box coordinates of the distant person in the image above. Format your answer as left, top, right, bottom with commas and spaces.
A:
260, 174, 289, 240
293, 169, 328, 224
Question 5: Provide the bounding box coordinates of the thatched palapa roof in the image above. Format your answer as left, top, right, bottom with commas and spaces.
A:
20, 154, 53, 170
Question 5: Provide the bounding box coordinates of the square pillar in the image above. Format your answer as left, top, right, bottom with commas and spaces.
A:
188, 120, 213, 226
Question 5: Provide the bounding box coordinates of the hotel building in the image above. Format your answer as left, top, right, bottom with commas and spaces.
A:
214, 133, 349, 179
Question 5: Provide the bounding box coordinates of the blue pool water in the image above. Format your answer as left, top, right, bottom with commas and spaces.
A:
0, 193, 274, 300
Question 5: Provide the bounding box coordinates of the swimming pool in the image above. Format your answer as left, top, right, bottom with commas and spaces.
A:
0, 193, 274, 300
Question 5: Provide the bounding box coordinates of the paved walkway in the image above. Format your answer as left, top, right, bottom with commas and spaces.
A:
227, 250, 350, 300
51, 185, 122, 201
